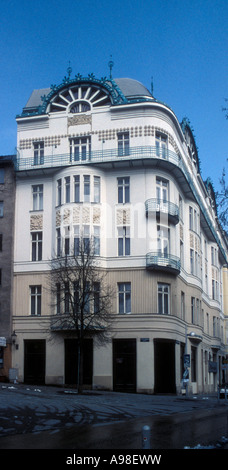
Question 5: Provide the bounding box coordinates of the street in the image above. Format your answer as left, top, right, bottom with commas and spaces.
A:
0, 384, 228, 450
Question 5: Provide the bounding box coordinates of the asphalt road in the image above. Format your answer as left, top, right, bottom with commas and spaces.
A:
0, 384, 228, 450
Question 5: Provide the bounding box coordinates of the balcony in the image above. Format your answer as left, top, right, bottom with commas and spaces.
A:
146, 252, 181, 275
15, 145, 181, 172
145, 198, 179, 225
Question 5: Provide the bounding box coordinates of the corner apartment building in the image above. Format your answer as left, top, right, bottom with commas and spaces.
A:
0, 155, 15, 381
12, 73, 228, 394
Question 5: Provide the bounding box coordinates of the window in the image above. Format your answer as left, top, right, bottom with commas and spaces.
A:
74, 225, 80, 256
30, 286, 41, 315
155, 132, 167, 159
191, 297, 195, 324
118, 132, 129, 156
31, 232, 42, 261
181, 291, 185, 320
32, 185, 43, 211
118, 282, 131, 314
64, 226, 70, 256
34, 142, 44, 165
70, 101, 91, 113
65, 176, 70, 203
94, 226, 100, 255
70, 137, 91, 161
190, 248, 194, 274
157, 225, 169, 256
84, 175, 90, 202
189, 206, 193, 230
83, 225, 90, 253
57, 179, 62, 206
56, 283, 61, 314
94, 176, 100, 203
118, 227, 130, 256
64, 282, 70, 314
156, 177, 168, 202
56, 227, 61, 257
74, 175, 80, 202
0, 169, 4, 184
117, 177, 130, 203
158, 283, 170, 314
0, 202, 3, 217
93, 282, 100, 314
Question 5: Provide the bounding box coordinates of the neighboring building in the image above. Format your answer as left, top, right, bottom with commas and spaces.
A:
0, 155, 16, 381
12, 72, 228, 394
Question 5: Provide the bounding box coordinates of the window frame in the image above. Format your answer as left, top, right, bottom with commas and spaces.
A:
118, 282, 131, 314
30, 285, 42, 316
158, 283, 170, 314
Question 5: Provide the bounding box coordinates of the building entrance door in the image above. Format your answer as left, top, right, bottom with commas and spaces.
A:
64, 339, 93, 386
154, 339, 176, 393
113, 339, 136, 393
24, 340, 45, 385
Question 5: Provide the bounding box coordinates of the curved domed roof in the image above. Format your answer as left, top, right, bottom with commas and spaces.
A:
114, 78, 153, 100
20, 75, 154, 116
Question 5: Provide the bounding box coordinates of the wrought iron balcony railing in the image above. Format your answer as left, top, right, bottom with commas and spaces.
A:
146, 252, 181, 275
145, 198, 179, 224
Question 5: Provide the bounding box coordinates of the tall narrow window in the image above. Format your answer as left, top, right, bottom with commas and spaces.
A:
56, 283, 61, 314
30, 286, 41, 316
155, 133, 167, 159
94, 226, 100, 255
34, 142, 44, 165
189, 206, 193, 230
74, 175, 80, 202
84, 175, 90, 202
65, 176, 70, 203
117, 177, 130, 203
118, 227, 130, 256
57, 179, 62, 206
32, 185, 43, 211
74, 225, 80, 256
158, 283, 170, 314
181, 291, 185, 320
64, 282, 70, 314
157, 225, 169, 256
156, 177, 168, 202
191, 297, 195, 324
118, 282, 131, 314
56, 227, 61, 257
93, 282, 100, 314
94, 176, 100, 203
64, 226, 70, 256
83, 225, 90, 253
118, 132, 129, 156
31, 232, 42, 261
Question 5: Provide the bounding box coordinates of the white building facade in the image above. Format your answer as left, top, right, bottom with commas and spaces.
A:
12, 74, 227, 394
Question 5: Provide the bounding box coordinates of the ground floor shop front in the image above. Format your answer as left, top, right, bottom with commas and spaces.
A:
12, 332, 223, 395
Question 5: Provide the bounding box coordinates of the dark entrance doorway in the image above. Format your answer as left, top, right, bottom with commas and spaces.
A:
24, 340, 46, 385
154, 339, 176, 394
113, 339, 136, 393
64, 339, 93, 386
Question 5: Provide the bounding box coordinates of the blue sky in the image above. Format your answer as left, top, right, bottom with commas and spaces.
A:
1, 0, 227, 192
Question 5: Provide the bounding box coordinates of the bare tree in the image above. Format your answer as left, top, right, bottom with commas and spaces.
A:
49, 237, 114, 392
217, 163, 228, 231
